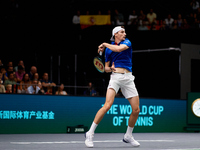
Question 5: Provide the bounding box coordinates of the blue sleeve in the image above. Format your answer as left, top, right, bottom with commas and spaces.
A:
105, 48, 111, 62
122, 39, 131, 47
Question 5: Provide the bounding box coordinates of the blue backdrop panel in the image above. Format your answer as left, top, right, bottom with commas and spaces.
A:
0, 94, 186, 133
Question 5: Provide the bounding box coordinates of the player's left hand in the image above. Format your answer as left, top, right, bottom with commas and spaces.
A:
111, 62, 116, 72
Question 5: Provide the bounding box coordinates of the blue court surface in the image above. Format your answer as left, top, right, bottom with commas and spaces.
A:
0, 133, 200, 150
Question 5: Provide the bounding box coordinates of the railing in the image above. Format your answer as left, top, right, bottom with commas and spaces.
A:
2, 83, 92, 96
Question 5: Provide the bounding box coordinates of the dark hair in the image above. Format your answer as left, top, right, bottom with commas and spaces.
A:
18, 65, 23, 70
22, 73, 30, 82
7, 71, 14, 77
33, 72, 39, 79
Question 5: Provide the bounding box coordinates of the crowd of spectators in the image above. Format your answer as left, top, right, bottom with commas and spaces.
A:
0, 59, 68, 95
72, 0, 200, 30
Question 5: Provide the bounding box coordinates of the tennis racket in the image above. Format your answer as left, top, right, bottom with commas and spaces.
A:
93, 51, 104, 73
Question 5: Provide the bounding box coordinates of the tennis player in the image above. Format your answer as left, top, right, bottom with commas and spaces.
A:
85, 26, 140, 148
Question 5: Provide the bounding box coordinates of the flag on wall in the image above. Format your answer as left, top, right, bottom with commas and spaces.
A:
80, 15, 111, 29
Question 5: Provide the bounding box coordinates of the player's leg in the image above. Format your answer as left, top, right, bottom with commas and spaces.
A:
127, 96, 140, 127
93, 88, 116, 124
85, 88, 116, 148
123, 96, 140, 147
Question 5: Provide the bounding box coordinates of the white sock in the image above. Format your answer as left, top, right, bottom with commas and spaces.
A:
88, 122, 98, 134
125, 126, 134, 136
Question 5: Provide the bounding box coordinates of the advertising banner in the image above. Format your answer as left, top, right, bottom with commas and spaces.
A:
0, 94, 186, 133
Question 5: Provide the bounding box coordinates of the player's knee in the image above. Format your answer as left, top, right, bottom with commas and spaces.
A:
103, 103, 112, 112
131, 107, 140, 116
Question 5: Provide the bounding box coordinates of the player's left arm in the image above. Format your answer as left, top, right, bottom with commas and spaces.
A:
105, 61, 116, 73
105, 61, 111, 73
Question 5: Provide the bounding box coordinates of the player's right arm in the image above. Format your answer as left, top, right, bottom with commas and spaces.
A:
98, 44, 105, 54
98, 43, 128, 53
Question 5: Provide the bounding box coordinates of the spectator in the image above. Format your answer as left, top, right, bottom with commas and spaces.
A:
27, 79, 40, 94
190, 0, 199, 12
45, 86, 53, 95
6, 61, 13, 75
190, 13, 198, 28
150, 24, 157, 30
0, 67, 8, 82
138, 10, 146, 25
187, 12, 195, 26
6, 66, 15, 78
177, 14, 183, 28
107, 10, 115, 25
15, 65, 25, 83
32, 72, 41, 83
13, 84, 17, 94
172, 20, 178, 30
7, 66, 16, 82
32, 73, 45, 94
0, 59, 3, 69
194, 13, 198, 21
28, 66, 37, 80
138, 20, 149, 30
160, 20, 167, 30
127, 10, 138, 25
14, 60, 25, 72
40, 72, 56, 92
38, 82, 45, 94
181, 19, 190, 29
114, 9, 125, 25
0, 73, 5, 93
72, 10, 80, 25
55, 83, 67, 95
4, 72, 17, 87
165, 14, 174, 29
7, 61, 13, 67
6, 84, 12, 93
72, 10, 82, 37
0, 73, 3, 84
84, 82, 97, 96
19, 73, 31, 93
147, 9, 157, 25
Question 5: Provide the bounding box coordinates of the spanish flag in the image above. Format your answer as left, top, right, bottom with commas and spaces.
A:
80, 15, 111, 29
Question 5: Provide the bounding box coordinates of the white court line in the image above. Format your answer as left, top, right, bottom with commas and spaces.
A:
161, 149, 200, 150
10, 140, 174, 145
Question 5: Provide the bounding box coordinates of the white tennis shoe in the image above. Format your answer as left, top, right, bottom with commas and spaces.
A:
123, 134, 140, 147
85, 132, 94, 148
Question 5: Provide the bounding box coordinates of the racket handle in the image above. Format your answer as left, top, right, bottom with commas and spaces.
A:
99, 51, 102, 56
